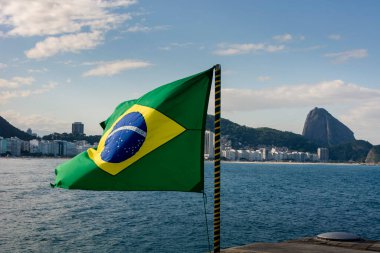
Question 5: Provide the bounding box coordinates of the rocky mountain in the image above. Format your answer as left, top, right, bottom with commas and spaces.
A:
206, 115, 318, 152
365, 145, 380, 164
302, 107, 355, 147
329, 140, 372, 163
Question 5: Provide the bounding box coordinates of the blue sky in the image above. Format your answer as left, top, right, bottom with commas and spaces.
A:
1, 0, 380, 144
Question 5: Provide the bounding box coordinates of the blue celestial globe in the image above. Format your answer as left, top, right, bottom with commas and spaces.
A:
101, 112, 147, 163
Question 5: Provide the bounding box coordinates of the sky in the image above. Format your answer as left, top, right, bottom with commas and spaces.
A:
1, 0, 380, 145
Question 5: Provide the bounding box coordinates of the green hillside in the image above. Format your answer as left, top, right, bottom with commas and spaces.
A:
329, 140, 373, 162
0, 116, 33, 140
206, 115, 318, 152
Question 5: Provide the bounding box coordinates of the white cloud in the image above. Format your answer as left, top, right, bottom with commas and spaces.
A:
293, 45, 324, 52
340, 100, 380, 143
0, 0, 136, 58
27, 67, 48, 73
214, 43, 285, 56
0, 90, 31, 102
328, 34, 342, 40
0, 0, 135, 37
273, 33, 293, 42
33, 82, 57, 94
257, 76, 271, 82
324, 49, 368, 63
217, 80, 380, 143
159, 42, 194, 51
25, 32, 103, 59
0, 79, 56, 104
0, 63, 7, 69
0, 76, 35, 88
98, 0, 137, 8
127, 24, 150, 32
222, 80, 380, 111
83, 59, 151, 77
273, 33, 306, 42
127, 24, 170, 32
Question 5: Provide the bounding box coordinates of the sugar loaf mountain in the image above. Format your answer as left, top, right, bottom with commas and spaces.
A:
302, 107, 355, 147
1, 108, 379, 163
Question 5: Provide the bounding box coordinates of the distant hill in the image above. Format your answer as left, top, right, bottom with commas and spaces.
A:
205, 114, 374, 162
0, 116, 33, 140
206, 115, 318, 152
302, 107, 355, 147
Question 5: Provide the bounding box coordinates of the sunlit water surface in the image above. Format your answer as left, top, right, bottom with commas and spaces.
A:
1, 158, 379, 252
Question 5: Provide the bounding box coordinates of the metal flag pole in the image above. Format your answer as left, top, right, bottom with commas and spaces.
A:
213, 64, 221, 252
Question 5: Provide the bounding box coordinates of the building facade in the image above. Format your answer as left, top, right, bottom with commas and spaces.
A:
204, 130, 215, 159
72, 122, 84, 135
317, 148, 329, 162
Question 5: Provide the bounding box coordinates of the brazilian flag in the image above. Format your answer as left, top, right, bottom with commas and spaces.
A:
53, 67, 214, 192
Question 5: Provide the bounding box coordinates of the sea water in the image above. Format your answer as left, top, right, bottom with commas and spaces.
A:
1, 158, 379, 252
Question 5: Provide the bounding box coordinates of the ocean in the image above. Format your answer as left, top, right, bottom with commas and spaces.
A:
1, 158, 379, 252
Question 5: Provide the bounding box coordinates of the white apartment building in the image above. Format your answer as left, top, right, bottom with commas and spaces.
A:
222, 149, 236, 160
204, 130, 215, 159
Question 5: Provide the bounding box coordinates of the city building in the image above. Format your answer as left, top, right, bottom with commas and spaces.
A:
260, 147, 270, 161
0, 137, 97, 157
317, 148, 329, 162
54, 140, 77, 157
222, 149, 236, 160
0, 137, 7, 154
5, 137, 23, 156
75, 140, 93, 154
21, 141, 30, 153
204, 130, 215, 159
29, 139, 39, 154
72, 122, 84, 135
250, 150, 262, 161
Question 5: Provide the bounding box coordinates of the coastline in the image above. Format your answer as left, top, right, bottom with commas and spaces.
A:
210, 160, 374, 166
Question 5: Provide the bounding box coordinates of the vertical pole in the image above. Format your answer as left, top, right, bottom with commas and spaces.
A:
213, 64, 221, 253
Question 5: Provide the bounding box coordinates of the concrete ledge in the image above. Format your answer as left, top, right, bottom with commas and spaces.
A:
222, 237, 380, 253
